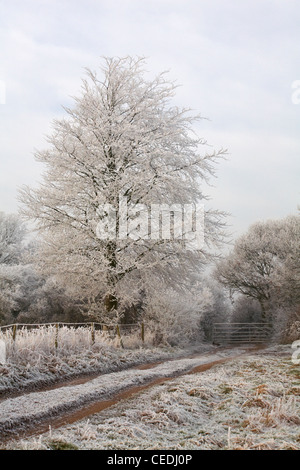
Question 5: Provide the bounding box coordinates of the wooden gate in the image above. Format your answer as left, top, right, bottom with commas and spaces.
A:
212, 322, 273, 345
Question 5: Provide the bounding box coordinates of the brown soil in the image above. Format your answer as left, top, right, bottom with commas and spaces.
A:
0, 345, 265, 444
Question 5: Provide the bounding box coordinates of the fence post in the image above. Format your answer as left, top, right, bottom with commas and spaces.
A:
141, 322, 145, 343
116, 324, 124, 349
91, 322, 95, 345
12, 324, 17, 342
55, 323, 59, 350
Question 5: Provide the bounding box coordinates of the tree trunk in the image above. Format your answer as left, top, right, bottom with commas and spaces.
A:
104, 292, 118, 314
104, 239, 119, 318
258, 298, 268, 323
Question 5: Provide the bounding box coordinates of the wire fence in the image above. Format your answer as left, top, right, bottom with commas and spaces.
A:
0, 321, 145, 349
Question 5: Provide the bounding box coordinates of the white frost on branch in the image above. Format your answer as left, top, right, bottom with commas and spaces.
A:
19, 57, 227, 321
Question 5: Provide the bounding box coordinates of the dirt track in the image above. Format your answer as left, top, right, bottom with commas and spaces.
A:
0, 345, 264, 443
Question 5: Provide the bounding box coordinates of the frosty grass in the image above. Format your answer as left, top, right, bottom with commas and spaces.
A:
2, 344, 299, 450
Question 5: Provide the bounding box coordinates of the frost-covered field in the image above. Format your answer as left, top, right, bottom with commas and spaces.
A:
3, 345, 300, 450
0, 348, 239, 440
0, 325, 196, 396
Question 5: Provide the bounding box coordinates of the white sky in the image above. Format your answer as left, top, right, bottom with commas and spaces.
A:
0, 0, 299, 240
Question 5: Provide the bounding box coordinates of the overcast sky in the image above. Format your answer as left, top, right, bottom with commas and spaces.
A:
0, 0, 299, 241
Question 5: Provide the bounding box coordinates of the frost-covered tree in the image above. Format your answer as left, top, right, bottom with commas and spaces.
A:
214, 215, 300, 321
199, 277, 231, 341
143, 277, 214, 346
20, 57, 226, 322
230, 296, 263, 324
0, 212, 26, 265
0, 213, 27, 322
0, 213, 83, 325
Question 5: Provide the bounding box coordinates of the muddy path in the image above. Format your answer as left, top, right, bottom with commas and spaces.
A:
0, 345, 265, 445
27, 355, 235, 437
0, 345, 215, 402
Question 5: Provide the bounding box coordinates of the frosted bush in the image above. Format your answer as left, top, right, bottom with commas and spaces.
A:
144, 283, 213, 346
0, 325, 117, 365
0, 322, 181, 396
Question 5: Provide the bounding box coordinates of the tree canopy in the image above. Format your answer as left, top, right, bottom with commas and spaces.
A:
20, 57, 226, 322
214, 215, 300, 320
